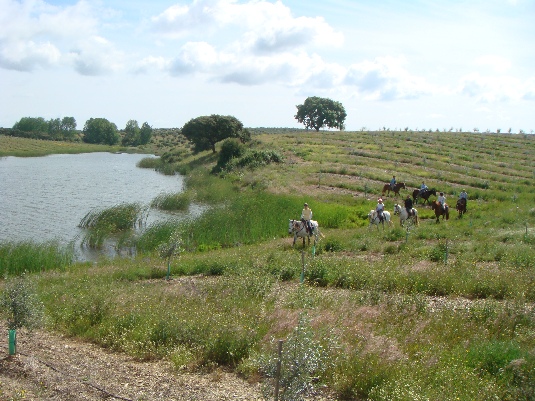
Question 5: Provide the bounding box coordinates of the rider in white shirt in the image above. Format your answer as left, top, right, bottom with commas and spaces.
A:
376, 198, 385, 221
301, 203, 313, 234
437, 192, 446, 212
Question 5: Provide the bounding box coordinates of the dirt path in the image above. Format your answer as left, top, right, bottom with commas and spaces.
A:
0, 324, 264, 400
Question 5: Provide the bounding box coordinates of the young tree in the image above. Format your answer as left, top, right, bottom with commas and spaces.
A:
139, 122, 153, 145
181, 114, 247, 153
122, 119, 141, 146
82, 118, 120, 145
294, 96, 347, 131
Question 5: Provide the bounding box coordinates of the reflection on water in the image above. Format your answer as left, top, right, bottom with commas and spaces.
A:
0, 152, 202, 260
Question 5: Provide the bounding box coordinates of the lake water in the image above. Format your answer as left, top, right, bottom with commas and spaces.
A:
0, 152, 198, 260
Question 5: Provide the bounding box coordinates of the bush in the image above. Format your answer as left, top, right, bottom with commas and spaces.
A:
0, 274, 43, 331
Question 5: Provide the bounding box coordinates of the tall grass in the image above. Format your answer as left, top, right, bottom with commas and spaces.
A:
0, 241, 74, 275
79, 203, 146, 248
151, 192, 192, 211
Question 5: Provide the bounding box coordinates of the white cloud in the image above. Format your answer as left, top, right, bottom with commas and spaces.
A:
0, 0, 98, 72
459, 72, 528, 102
168, 41, 223, 75
133, 56, 169, 74
150, 0, 343, 53
0, 39, 61, 71
344, 56, 439, 100
473, 55, 512, 74
67, 36, 124, 76
150, 0, 221, 38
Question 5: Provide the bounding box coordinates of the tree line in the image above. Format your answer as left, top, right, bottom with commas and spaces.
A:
2, 116, 153, 147
2, 96, 346, 148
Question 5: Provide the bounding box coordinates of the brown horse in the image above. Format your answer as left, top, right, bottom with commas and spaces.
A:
430, 201, 449, 223
412, 188, 437, 205
382, 182, 406, 197
456, 198, 467, 218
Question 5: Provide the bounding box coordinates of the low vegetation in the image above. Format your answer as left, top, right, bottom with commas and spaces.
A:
1, 129, 535, 400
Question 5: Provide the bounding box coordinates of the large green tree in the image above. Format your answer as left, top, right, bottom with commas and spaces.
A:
294, 96, 347, 131
139, 122, 153, 145
12, 117, 48, 133
122, 119, 141, 146
60, 117, 77, 132
181, 115, 247, 153
82, 118, 119, 145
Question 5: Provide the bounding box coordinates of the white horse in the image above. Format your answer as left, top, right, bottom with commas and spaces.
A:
288, 219, 322, 247
393, 204, 419, 227
368, 210, 392, 229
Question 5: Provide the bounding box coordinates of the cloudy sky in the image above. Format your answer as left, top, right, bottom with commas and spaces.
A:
1, 0, 534, 132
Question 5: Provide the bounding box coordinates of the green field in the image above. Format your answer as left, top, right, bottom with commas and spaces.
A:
1, 130, 535, 401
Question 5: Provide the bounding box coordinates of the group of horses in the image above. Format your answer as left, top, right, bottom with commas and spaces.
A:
382, 182, 467, 221
288, 183, 467, 247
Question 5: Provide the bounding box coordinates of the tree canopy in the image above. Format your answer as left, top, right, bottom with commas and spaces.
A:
13, 117, 49, 133
82, 118, 120, 145
139, 122, 153, 145
122, 120, 141, 146
294, 96, 347, 131
12, 116, 78, 141
181, 115, 249, 153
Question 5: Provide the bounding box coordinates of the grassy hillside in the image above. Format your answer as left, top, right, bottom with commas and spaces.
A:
1, 130, 535, 401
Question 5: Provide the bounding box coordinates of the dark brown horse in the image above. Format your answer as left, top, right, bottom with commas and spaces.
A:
382, 182, 406, 197
430, 201, 449, 223
456, 198, 467, 218
412, 188, 437, 205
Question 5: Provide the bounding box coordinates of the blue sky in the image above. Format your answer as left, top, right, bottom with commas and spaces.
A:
1, 0, 534, 132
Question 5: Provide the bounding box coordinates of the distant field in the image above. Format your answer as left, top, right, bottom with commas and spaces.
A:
0, 135, 121, 157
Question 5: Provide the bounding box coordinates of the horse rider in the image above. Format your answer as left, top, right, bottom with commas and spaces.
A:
301, 202, 313, 234
459, 189, 468, 210
419, 181, 428, 196
390, 176, 396, 190
376, 198, 385, 222
437, 192, 447, 212
404, 195, 413, 216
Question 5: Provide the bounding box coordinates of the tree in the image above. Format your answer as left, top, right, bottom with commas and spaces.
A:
82, 118, 120, 145
1, 274, 43, 355
294, 96, 347, 131
181, 114, 247, 153
60, 116, 77, 140
139, 122, 153, 145
61, 116, 77, 132
12, 117, 48, 133
122, 119, 141, 146
48, 118, 62, 139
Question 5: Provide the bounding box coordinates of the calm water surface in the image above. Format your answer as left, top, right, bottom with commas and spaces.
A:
0, 152, 196, 259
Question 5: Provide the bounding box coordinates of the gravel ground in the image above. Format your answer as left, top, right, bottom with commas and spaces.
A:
0, 324, 265, 401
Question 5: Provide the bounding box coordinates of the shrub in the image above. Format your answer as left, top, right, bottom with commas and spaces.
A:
0, 274, 43, 331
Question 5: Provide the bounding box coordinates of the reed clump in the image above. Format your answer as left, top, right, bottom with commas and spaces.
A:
0, 241, 74, 275
78, 203, 146, 248
151, 192, 192, 211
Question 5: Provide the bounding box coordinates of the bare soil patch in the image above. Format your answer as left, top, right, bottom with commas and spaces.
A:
0, 323, 263, 401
